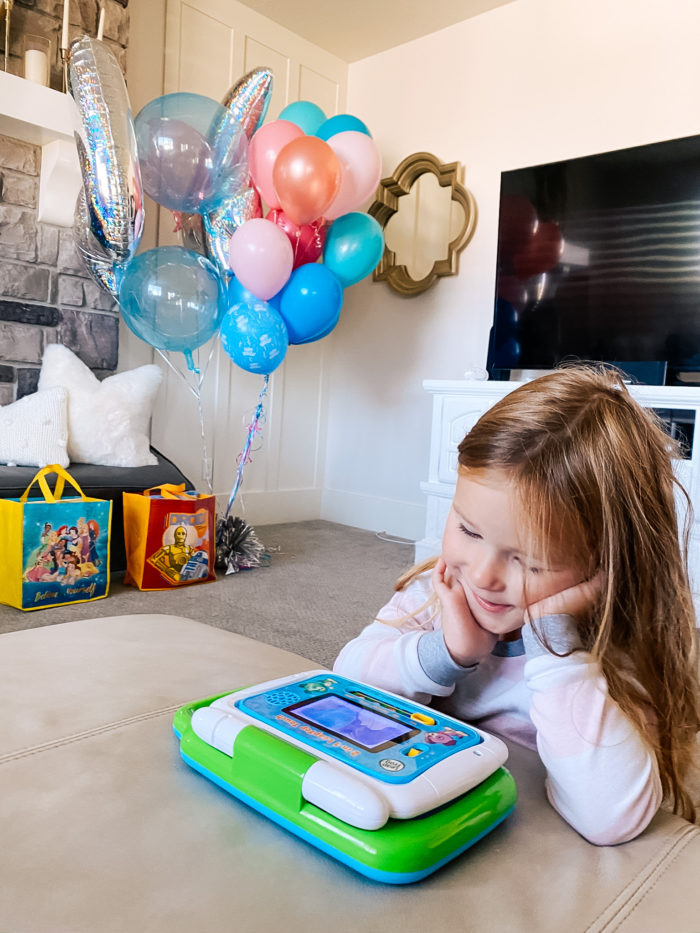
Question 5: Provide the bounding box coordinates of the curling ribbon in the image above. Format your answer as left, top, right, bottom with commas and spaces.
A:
224, 375, 270, 519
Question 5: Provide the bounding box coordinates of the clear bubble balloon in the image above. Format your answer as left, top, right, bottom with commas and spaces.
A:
118, 246, 227, 370
134, 92, 248, 215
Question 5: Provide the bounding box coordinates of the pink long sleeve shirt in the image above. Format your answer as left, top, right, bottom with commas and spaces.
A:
332, 573, 662, 845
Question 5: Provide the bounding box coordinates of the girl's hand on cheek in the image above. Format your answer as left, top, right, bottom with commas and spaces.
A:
527, 572, 604, 622
432, 557, 498, 666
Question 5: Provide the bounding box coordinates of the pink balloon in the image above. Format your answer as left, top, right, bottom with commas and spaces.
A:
228, 217, 294, 300
325, 131, 382, 220
248, 120, 304, 209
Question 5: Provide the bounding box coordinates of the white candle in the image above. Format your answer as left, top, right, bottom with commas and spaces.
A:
24, 48, 48, 85
97, 5, 105, 41
61, 0, 70, 53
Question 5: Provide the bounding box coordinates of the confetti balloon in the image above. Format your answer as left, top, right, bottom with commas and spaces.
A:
219, 300, 288, 374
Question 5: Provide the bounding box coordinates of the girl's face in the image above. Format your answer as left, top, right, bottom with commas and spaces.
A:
442, 469, 584, 637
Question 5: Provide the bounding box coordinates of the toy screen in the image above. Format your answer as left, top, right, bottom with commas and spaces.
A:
286, 695, 417, 752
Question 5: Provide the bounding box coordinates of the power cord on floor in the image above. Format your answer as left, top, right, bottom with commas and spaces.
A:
375, 531, 415, 545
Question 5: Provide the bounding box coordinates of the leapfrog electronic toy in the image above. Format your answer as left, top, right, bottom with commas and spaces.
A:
173, 671, 517, 884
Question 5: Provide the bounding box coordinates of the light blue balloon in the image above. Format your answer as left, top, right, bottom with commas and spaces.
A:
278, 263, 343, 344
316, 114, 371, 140
220, 300, 288, 375
322, 212, 385, 288
118, 246, 226, 369
278, 100, 326, 135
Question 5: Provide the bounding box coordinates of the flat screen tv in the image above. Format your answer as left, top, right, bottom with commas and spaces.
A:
487, 133, 700, 385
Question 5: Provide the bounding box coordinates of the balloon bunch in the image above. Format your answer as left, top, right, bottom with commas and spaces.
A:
69, 38, 383, 379
218, 100, 384, 375
68, 38, 384, 504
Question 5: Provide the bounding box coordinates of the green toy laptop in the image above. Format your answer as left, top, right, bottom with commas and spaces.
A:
173, 670, 517, 884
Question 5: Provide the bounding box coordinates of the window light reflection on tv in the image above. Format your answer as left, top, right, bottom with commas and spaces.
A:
487, 133, 700, 386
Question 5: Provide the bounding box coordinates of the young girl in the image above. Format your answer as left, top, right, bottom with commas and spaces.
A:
334, 366, 700, 845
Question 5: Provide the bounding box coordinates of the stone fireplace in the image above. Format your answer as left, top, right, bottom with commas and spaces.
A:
0, 0, 130, 403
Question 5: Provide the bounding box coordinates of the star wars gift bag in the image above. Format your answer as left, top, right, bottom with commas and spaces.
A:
0, 464, 111, 611
123, 484, 216, 590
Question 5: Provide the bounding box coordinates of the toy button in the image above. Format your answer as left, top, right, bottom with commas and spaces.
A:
410, 712, 436, 725
405, 747, 422, 757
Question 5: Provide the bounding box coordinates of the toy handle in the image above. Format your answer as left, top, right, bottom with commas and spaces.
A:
190, 706, 391, 830
20, 464, 87, 504
301, 761, 390, 830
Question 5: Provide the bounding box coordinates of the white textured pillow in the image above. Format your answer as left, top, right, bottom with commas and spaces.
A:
38, 344, 163, 468
0, 387, 69, 468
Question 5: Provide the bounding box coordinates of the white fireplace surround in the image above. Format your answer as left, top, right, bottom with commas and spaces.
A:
416, 379, 700, 615
0, 71, 81, 227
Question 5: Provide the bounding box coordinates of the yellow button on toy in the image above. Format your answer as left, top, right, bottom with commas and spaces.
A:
410, 712, 436, 725
406, 748, 422, 757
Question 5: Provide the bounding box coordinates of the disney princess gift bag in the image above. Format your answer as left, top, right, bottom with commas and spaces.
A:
0, 465, 111, 611
123, 484, 216, 591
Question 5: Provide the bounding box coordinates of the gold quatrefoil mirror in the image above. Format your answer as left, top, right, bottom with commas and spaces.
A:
369, 152, 477, 297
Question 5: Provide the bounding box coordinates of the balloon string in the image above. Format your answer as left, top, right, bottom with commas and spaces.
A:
155, 345, 217, 492
224, 374, 270, 520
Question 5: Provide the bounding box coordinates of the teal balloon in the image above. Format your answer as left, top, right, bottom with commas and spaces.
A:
118, 246, 226, 365
316, 114, 371, 140
220, 300, 288, 374
278, 263, 343, 344
278, 100, 326, 135
322, 212, 384, 288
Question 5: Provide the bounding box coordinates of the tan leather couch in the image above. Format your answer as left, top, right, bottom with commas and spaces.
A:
1, 614, 698, 932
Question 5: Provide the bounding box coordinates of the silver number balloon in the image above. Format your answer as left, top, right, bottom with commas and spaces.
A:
68, 37, 144, 264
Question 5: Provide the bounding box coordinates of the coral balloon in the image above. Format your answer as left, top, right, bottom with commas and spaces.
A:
229, 218, 294, 301
272, 136, 341, 226
325, 131, 382, 220
267, 208, 328, 269
248, 120, 304, 208
219, 300, 288, 375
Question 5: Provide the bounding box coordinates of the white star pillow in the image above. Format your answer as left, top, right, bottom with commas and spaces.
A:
38, 344, 163, 468
0, 386, 69, 468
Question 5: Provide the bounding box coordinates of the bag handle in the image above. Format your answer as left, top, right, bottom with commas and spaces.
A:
144, 483, 199, 500
20, 464, 88, 504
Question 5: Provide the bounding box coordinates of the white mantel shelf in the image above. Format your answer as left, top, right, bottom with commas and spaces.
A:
0, 71, 82, 226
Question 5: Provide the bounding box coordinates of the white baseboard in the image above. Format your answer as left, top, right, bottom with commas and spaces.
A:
215, 486, 426, 541
216, 488, 323, 526
320, 487, 425, 541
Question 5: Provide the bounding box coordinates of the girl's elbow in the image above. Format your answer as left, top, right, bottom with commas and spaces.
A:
577, 819, 652, 847
548, 779, 662, 846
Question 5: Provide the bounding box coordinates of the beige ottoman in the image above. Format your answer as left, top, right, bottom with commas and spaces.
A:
1, 614, 698, 932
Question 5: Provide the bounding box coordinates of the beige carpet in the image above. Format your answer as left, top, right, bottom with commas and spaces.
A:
0, 520, 417, 669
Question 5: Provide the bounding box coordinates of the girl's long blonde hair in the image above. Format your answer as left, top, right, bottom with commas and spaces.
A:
400, 365, 700, 821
